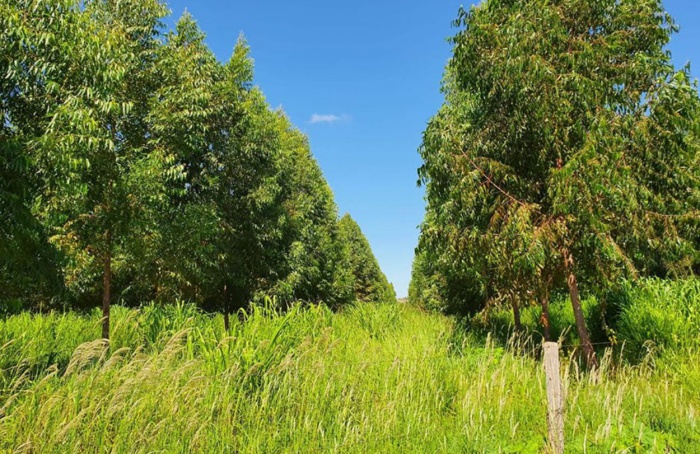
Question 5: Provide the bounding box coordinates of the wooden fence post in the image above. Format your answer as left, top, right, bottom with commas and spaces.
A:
544, 342, 564, 454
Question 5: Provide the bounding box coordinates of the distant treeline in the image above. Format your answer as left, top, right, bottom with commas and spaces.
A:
0, 0, 395, 337
410, 0, 700, 368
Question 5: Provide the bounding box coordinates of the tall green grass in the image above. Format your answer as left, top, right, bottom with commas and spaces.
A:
613, 279, 700, 361
475, 278, 700, 364
0, 297, 698, 452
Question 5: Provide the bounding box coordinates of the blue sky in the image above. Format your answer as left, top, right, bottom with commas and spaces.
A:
163, 1, 699, 298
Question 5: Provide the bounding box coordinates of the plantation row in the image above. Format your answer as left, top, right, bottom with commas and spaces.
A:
0, 0, 395, 339
410, 0, 700, 369
1, 283, 698, 452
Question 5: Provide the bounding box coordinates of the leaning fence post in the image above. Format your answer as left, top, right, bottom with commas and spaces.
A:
544, 342, 564, 454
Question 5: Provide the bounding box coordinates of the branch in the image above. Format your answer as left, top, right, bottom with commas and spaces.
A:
460, 151, 532, 209
645, 209, 700, 221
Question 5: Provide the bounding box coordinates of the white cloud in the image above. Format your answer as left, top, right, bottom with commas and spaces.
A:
309, 113, 350, 124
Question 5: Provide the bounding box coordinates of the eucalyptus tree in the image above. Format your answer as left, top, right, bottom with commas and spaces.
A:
338, 214, 395, 303
418, 0, 700, 367
109, 12, 357, 319
141, 15, 344, 321
205, 70, 357, 315
126, 12, 224, 305
1, 0, 384, 325
28, 0, 182, 339
408, 251, 439, 310
209, 54, 289, 327
411, 194, 493, 316
255, 118, 354, 308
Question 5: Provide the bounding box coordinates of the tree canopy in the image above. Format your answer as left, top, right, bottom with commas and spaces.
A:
412, 0, 700, 367
339, 214, 396, 303
0, 0, 393, 337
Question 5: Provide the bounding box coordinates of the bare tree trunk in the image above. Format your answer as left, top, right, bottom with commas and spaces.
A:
101, 230, 112, 340
223, 285, 230, 332
512, 299, 522, 333
540, 291, 552, 342
154, 281, 159, 302
562, 247, 598, 369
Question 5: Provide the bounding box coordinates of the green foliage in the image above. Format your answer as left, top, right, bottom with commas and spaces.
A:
257, 115, 354, 308
613, 279, 700, 361
474, 294, 607, 349
475, 278, 700, 365
338, 214, 396, 303
409, 247, 485, 315
412, 0, 700, 355
0, 1, 385, 323
0, 0, 73, 306
0, 301, 698, 452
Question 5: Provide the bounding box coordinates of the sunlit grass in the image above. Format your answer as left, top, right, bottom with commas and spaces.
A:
0, 301, 698, 453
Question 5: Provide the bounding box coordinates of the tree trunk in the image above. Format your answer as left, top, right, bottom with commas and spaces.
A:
223, 285, 230, 332
511, 299, 522, 333
562, 247, 598, 369
540, 292, 552, 342
101, 230, 112, 340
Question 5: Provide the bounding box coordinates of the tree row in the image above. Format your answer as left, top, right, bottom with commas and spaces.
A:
411, 0, 700, 368
0, 0, 395, 338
